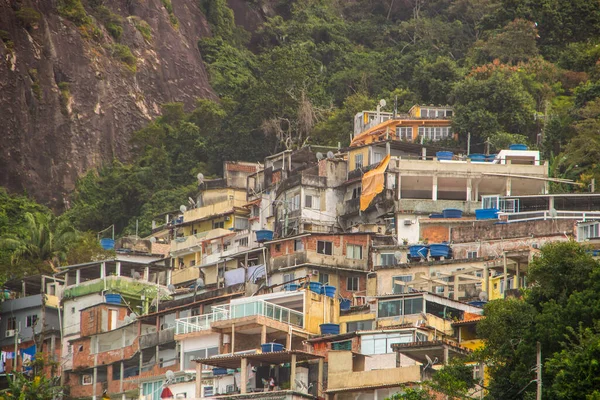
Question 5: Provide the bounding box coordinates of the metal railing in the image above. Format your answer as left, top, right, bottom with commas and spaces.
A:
498, 210, 600, 224
175, 300, 303, 334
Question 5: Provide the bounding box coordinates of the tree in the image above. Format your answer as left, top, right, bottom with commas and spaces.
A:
386, 387, 434, 400
0, 354, 63, 400
0, 212, 77, 275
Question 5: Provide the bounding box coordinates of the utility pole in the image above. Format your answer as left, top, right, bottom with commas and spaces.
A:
536, 341, 542, 400
467, 132, 471, 155
484, 138, 491, 156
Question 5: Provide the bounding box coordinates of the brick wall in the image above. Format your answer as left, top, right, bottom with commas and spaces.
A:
421, 225, 450, 243
80, 304, 129, 337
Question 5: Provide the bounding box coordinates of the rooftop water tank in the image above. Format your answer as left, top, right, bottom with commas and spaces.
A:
320, 323, 340, 335
100, 238, 115, 250
255, 230, 274, 243
429, 244, 452, 258
509, 144, 528, 151
442, 209, 463, 218
436, 151, 454, 161
409, 245, 429, 259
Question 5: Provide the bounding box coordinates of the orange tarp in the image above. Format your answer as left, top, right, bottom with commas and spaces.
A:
360, 154, 391, 211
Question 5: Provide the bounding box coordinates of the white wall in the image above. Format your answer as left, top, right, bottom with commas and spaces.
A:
395, 214, 421, 244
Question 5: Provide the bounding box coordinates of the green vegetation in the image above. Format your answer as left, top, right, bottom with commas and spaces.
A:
15, 7, 41, 30
130, 16, 153, 42
57, 0, 92, 27
0, 356, 63, 400
28, 69, 41, 100
110, 44, 136, 72
160, 0, 178, 28
93, 5, 123, 40
58, 82, 70, 114
0, 30, 14, 51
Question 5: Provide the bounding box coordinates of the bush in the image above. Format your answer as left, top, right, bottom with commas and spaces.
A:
111, 44, 137, 72
58, 82, 71, 114
28, 69, 42, 100
15, 7, 41, 29
94, 5, 123, 40
130, 16, 153, 41
0, 30, 13, 50
58, 0, 92, 27
160, 0, 178, 28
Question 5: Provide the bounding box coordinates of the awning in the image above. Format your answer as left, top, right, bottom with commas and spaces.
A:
360, 154, 391, 211
160, 387, 173, 399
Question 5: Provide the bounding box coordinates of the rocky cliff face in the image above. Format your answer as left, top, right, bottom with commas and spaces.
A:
0, 0, 218, 208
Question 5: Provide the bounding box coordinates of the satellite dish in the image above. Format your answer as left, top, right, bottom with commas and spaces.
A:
188, 197, 196, 206
165, 370, 175, 381
379, 99, 387, 108
168, 284, 176, 293
180, 205, 187, 213
196, 278, 205, 288
394, 251, 403, 262
149, 237, 156, 243
425, 354, 433, 365
316, 152, 324, 160
123, 315, 132, 324
327, 151, 334, 159
479, 291, 489, 302
197, 173, 204, 184
132, 271, 142, 280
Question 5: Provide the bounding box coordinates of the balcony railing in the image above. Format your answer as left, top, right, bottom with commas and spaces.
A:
175, 300, 304, 335
498, 210, 600, 224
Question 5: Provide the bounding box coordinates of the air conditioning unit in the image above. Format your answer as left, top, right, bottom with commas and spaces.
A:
403, 219, 413, 226
225, 216, 231, 221
531, 243, 539, 249
5, 329, 15, 338
312, 269, 319, 276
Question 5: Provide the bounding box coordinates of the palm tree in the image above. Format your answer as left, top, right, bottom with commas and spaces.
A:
0, 212, 78, 274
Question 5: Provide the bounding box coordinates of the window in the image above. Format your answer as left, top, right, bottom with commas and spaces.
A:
392, 275, 412, 294
467, 251, 478, 259
417, 126, 450, 142
143, 380, 164, 400
289, 194, 301, 211
294, 239, 304, 251
305, 195, 319, 209
7, 317, 16, 330
355, 153, 363, 169
236, 237, 249, 247
373, 152, 383, 164
283, 272, 295, 283
213, 220, 224, 229
347, 276, 359, 291
317, 241, 333, 255
234, 217, 249, 230
82, 374, 93, 385
184, 347, 218, 369
378, 298, 423, 318
25, 314, 38, 328
346, 320, 373, 333
579, 222, 600, 241
380, 253, 397, 266
203, 387, 214, 397
332, 340, 352, 350
352, 186, 362, 199
319, 272, 329, 285
347, 244, 362, 260
396, 127, 413, 141
361, 332, 414, 355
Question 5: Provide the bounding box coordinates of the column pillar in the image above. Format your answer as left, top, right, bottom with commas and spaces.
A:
317, 358, 324, 398
290, 354, 297, 390
474, 181, 479, 202
144, 267, 150, 281
261, 325, 267, 344
75, 269, 81, 285
432, 176, 438, 201
484, 264, 489, 296
100, 262, 106, 279
505, 177, 512, 196
396, 174, 402, 200
240, 358, 248, 394
231, 324, 235, 353
119, 361, 124, 393
503, 253, 508, 298
516, 262, 520, 289
466, 178, 472, 202
195, 363, 203, 398
195, 251, 201, 267
443, 345, 449, 365
115, 261, 121, 276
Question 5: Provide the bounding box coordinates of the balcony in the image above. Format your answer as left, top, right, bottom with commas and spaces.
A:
139, 327, 175, 349
175, 300, 304, 335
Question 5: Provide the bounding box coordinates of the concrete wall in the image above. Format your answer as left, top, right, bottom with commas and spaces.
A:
0, 294, 60, 346
327, 351, 421, 389
449, 219, 575, 243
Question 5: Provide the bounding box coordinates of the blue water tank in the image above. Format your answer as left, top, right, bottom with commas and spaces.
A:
442, 209, 463, 218
429, 213, 444, 218
105, 294, 122, 304
468, 154, 486, 162
321, 285, 336, 298
284, 283, 300, 291
255, 230, 274, 243
409, 245, 429, 259
261, 343, 284, 353
476, 208, 499, 220
320, 323, 340, 335
100, 238, 115, 250
212, 368, 228, 376
468, 301, 487, 308
429, 244, 451, 258
509, 144, 528, 151
486, 154, 498, 162
340, 298, 351, 311
308, 281, 323, 294
436, 151, 454, 161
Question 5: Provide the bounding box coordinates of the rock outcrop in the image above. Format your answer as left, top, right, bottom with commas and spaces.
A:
0, 0, 216, 208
